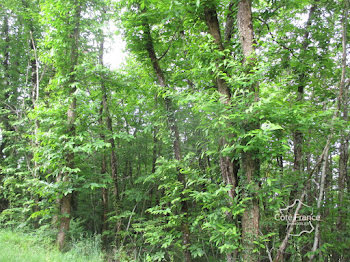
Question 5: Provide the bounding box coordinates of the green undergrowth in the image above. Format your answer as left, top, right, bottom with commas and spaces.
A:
0, 229, 104, 262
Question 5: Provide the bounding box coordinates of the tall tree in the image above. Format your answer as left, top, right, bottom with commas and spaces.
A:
237, 1, 260, 261
335, 0, 348, 260
141, 15, 192, 262
56, 1, 81, 250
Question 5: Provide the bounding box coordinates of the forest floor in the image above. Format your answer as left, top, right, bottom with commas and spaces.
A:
0, 229, 104, 262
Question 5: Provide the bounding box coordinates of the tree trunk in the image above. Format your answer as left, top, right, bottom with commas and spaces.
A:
282, 5, 317, 261
335, 2, 348, 261
204, 2, 239, 205
57, 2, 81, 251
237, 1, 260, 261
292, 5, 317, 177
0, 14, 11, 213
0, 14, 10, 158
104, 96, 119, 202
23, 0, 41, 225
97, 33, 121, 250
292, 3, 317, 179
142, 18, 192, 262
98, 36, 109, 246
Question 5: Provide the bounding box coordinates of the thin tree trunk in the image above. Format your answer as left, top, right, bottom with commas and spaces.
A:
237, 1, 260, 261
281, 5, 317, 261
292, 5, 317, 177
29, 29, 40, 228
203, 5, 239, 260
149, 127, 158, 207
97, 33, 121, 251
57, 2, 81, 250
204, 2, 239, 203
308, 144, 330, 261
335, 2, 348, 261
141, 18, 192, 262
292, 4, 316, 177
98, 36, 109, 247
1, 14, 10, 157
0, 14, 11, 213
22, 0, 41, 222
309, 2, 347, 261
273, 137, 332, 262
336, 0, 348, 233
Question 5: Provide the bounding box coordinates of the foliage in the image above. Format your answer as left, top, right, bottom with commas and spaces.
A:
0, 0, 349, 261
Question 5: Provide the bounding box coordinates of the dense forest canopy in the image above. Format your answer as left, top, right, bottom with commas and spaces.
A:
0, 0, 349, 261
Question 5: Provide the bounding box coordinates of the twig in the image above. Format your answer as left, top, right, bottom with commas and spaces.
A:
120, 203, 137, 247
157, 31, 177, 61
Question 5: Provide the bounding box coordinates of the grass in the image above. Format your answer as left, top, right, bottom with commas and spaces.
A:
0, 229, 104, 262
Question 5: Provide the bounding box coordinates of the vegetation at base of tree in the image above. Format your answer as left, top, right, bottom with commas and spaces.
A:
0, 0, 349, 261
0, 229, 104, 262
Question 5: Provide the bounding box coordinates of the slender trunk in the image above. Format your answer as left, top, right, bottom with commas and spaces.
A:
274, 136, 332, 262
292, 3, 317, 172
98, 37, 109, 246
142, 18, 192, 262
1, 14, 10, 156
309, 3, 347, 261
283, 6, 317, 261
23, 0, 41, 223
204, 4, 240, 200
0, 14, 11, 212
57, 3, 81, 250
335, 2, 348, 261
237, 1, 260, 261
308, 145, 330, 262
203, 5, 239, 260
103, 96, 119, 201
151, 127, 158, 174
292, 5, 317, 176
98, 35, 120, 250
149, 128, 158, 207
30, 30, 40, 228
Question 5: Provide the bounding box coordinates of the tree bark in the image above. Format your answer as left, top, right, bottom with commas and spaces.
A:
203, 12, 240, 257
237, 1, 260, 261
57, 2, 81, 251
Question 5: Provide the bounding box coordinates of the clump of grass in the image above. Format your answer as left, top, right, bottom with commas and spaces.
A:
0, 229, 104, 262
